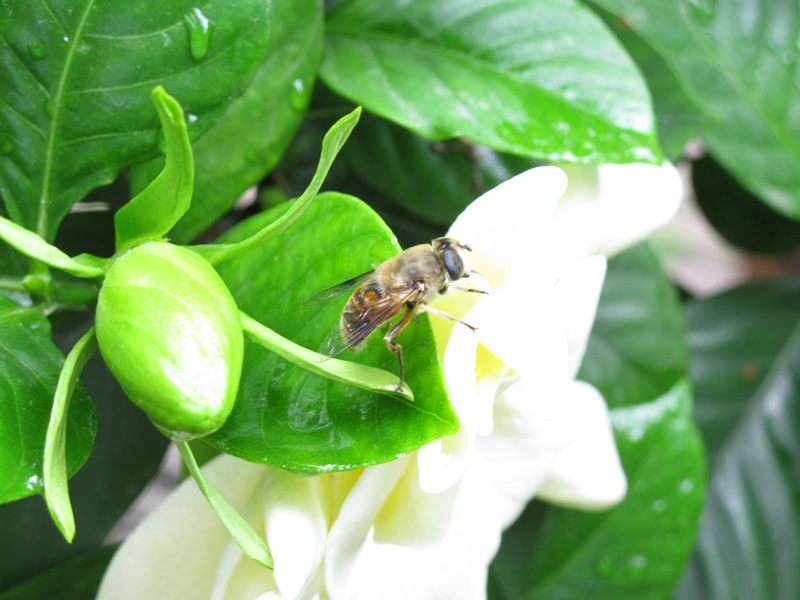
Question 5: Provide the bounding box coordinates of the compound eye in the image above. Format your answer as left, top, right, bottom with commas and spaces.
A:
442, 247, 464, 280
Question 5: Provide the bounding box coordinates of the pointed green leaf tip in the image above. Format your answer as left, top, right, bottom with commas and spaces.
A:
114, 86, 195, 252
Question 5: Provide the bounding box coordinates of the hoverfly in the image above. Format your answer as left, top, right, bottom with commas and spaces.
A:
307, 237, 487, 391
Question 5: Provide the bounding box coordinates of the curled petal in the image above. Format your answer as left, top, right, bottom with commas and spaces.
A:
536, 381, 627, 510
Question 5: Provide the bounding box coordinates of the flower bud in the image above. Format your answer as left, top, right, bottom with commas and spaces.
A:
96, 242, 243, 440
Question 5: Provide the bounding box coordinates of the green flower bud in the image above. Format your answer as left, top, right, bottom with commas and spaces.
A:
96, 242, 243, 440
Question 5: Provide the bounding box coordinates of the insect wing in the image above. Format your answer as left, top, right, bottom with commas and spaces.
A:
303, 270, 374, 307
321, 283, 422, 358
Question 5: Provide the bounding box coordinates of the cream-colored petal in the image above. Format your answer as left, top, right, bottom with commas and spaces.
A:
324, 458, 410, 598
558, 162, 682, 259
536, 381, 627, 510
97, 454, 269, 600
554, 256, 607, 378
447, 166, 567, 289
332, 458, 502, 600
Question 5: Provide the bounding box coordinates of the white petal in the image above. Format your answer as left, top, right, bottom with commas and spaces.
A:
554, 256, 607, 377
332, 459, 502, 600
97, 454, 270, 600
558, 162, 683, 258
447, 166, 567, 288
324, 459, 410, 598
536, 381, 627, 509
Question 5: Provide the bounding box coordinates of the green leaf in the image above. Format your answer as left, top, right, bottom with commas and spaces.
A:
579, 243, 688, 408
0, 0, 270, 241
692, 155, 800, 254
241, 312, 413, 401
491, 380, 706, 600
676, 277, 800, 600
113, 87, 193, 252
196, 107, 362, 266
152, 0, 323, 243
0, 296, 96, 503
0, 546, 115, 600
342, 113, 539, 227
43, 327, 97, 542
322, 0, 661, 164
587, 0, 800, 218
176, 441, 272, 569
208, 192, 459, 472
0, 216, 104, 279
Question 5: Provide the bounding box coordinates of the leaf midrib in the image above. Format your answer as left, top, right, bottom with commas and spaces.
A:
38, 0, 97, 239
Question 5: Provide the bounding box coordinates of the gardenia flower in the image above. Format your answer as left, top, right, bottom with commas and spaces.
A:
97, 163, 682, 599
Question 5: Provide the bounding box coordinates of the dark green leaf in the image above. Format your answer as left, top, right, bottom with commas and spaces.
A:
136, 0, 324, 244
0, 546, 115, 600
491, 381, 706, 600
0, 314, 168, 588
209, 192, 459, 472
676, 277, 800, 600
322, 0, 661, 164
692, 156, 800, 254
343, 113, 539, 227
579, 243, 688, 408
587, 0, 800, 219
0, 296, 95, 503
0, 0, 270, 240
113, 87, 193, 252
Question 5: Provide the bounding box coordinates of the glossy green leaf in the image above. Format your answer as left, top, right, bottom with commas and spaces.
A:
692, 156, 800, 254
176, 441, 272, 569
674, 277, 800, 600
342, 113, 539, 227
0, 318, 168, 589
209, 193, 459, 472
578, 243, 688, 408
491, 380, 705, 600
43, 327, 97, 542
0, 0, 270, 241
0, 296, 95, 503
162, 0, 323, 243
588, 0, 800, 218
197, 107, 362, 266
114, 87, 193, 252
322, 0, 661, 164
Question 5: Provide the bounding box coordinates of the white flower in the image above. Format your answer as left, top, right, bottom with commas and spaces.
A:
97, 162, 682, 599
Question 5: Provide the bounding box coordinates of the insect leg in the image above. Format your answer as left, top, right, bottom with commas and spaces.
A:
419, 304, 478, 332
448, 284, 489, 296
384, 305, 416, 391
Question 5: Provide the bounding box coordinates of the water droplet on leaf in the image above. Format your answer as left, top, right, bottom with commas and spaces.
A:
27, 41, 48, 61
45, 98, 56, 117
183, 8, 215, 60
289, 78, 307, 111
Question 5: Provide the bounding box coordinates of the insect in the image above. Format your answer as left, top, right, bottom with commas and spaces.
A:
308, 237, 487, 391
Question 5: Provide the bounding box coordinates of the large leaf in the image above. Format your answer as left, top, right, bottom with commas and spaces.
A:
322, 0, 661, 164
491, 381, 706, 600
0, 295, 95, 503
491, 244, 703, 600
0, 0, 270, 240
674, 277, 800, 600
135, 0, 324, 243
209, 193, 459, 472
579, 243, 688, 408
587, 0, 800, 219
0, 315, 168, 589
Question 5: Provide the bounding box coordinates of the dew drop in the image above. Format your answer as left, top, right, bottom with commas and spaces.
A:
679, 477, 696, 494
27, 40, 48, 61
44, 98, 56, 117
289, 78, 307, 111
183, 7, 215, 61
